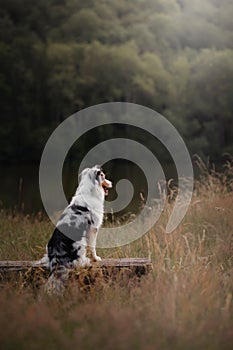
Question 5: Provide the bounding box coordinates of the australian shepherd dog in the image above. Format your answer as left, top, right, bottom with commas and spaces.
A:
43, 165, 112, 294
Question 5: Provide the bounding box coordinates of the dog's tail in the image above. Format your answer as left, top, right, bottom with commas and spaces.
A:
44, 257, 70, 296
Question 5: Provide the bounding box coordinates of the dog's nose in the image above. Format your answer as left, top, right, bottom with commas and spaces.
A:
103, 179, 112, 188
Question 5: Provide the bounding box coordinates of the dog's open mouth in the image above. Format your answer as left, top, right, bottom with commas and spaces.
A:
102, 179, 112, 196
103, 186, 109, 196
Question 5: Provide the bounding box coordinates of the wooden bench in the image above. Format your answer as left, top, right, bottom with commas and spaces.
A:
0, 258, 152, 286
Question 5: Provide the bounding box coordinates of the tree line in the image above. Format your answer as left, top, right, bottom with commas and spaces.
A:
0, 0, 232, 163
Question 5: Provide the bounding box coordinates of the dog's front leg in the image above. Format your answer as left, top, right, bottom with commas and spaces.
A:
88, 227, 101, 261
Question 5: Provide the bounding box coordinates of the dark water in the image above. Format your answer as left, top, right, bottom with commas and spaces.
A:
0, 164, 41, 213
0, 161, 178, 215
0, 163, 77, 213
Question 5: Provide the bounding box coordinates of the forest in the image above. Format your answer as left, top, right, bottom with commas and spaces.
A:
0, 0, 233, 163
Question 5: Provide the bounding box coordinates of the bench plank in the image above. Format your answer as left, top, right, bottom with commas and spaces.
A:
0, 258, 152, 276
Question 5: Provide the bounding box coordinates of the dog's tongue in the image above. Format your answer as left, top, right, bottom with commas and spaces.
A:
104, 187, 108, 196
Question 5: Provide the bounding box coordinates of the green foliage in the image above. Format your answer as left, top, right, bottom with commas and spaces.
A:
0, 0, 232, 162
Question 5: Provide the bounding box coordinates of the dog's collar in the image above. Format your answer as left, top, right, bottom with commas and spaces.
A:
71, 204, 89, 212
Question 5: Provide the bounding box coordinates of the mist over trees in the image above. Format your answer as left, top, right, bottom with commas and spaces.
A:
0, 0, 232, 163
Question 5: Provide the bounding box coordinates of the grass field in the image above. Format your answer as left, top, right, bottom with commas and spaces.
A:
0, 160, 232, 350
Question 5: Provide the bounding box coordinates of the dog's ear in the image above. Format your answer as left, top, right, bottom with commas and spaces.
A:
93, 164, 102, 173
94, 164, 102, 169
79, 168, 90, 182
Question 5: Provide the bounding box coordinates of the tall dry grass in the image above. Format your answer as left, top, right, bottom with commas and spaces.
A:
0, 158, 232, 349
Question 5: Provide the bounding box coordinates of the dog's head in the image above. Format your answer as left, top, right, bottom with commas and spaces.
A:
80, 165, 112, 196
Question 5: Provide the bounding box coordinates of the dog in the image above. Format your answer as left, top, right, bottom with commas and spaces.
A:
43, 165, 112, 294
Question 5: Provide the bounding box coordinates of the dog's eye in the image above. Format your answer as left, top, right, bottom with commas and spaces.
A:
96, 170, 101, 178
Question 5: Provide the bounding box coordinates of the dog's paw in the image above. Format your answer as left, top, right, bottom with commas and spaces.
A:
93, 255, 102, 262
36, 254, 49, 268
